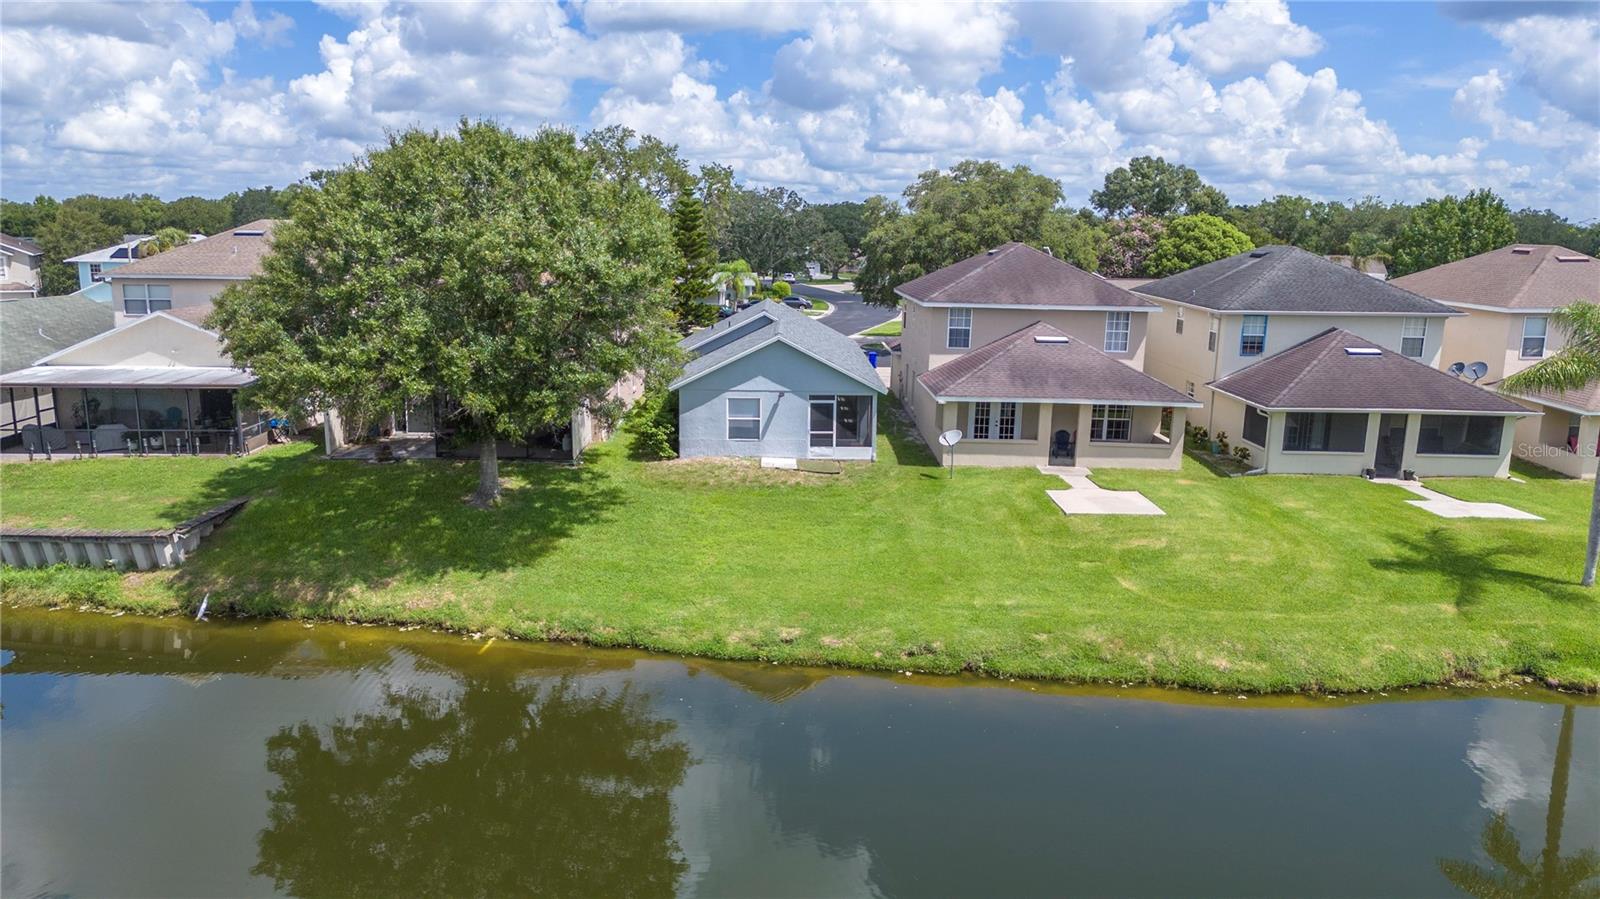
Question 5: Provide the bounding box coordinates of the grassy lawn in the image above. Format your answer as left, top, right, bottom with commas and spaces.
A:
2, 408, 1596, 693
803, 298, 832, 315
861, 319, 903, 337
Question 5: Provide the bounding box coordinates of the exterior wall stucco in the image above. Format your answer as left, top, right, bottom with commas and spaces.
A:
45, 315, 232, 368
112, 277, 240, 328
678, 341, 878, 459
1514, 401, 1597, 479
1438, 306, 1569, 383
915, 394, 1181, 469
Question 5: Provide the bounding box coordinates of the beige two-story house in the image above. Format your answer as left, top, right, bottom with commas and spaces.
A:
104, 220, 277, 328
890, 242, 1198, 469
1, 233, 45, 299
1135, 245, 1529, 477
1391, 245, 1600, 479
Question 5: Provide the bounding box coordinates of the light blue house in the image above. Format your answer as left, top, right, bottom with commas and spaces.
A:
672, 301, 886, 461
64, 236, 152, 301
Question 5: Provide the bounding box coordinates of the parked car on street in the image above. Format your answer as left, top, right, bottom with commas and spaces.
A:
782, 296, 811, 310
782, 272, 797, 283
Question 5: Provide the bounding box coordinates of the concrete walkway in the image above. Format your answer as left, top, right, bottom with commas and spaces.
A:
1037, 465, 1166, 516
1372, 478, 1542, 520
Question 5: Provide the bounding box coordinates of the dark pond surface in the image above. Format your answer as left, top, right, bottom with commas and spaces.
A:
2, 607, 1596, 898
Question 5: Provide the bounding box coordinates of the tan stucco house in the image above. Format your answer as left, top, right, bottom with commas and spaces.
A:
104, 220, 277, 329
1, 233, 45, 299
1390, 245, 1600, 479
1208, 328, 1532, 477
890, 242, 1198, 469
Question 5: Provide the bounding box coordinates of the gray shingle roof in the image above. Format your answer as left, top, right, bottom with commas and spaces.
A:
919, 320, 1198, 406
672, 301, 885, 393
1208, 328, 1532, 413
1389, 244, 1599, 311
1137, 245, 1455, 314
896, 242, 1156, 308
107, 220, 278, 279
0, 293, 114, 374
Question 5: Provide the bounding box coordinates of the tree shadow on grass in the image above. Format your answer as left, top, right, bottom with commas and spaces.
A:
1370, 527, 1592, 612
171, 455, 624, 615
154, 441, 324, 525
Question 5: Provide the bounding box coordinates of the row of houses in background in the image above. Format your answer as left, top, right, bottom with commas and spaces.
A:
0, 220, 628, 461
1, 218, 1596, 481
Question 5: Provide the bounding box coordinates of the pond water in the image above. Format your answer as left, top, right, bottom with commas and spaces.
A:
2, 607, 1596, 898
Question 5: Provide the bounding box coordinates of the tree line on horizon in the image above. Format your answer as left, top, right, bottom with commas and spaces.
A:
5, 141, 1596, 304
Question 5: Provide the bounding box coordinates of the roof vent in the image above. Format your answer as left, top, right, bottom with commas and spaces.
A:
1343, 347, 1382, 356
1249, 250, 1270, 258
1511, 247, 1533, 254
234, 229, 265, 237
1041, 246, 1053, 257
1556, 254, 1589, 262
986, 248, 999, 255
1033, 335, 1070, 344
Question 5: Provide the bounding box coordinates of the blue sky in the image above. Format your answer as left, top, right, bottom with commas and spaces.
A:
2, 1, 1596, 218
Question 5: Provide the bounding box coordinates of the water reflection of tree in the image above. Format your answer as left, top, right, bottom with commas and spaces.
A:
1440, 706, 1599, 898
252, 674, 691, 898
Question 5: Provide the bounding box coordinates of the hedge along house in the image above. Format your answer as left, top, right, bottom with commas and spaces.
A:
890, 242, 1196, 469
672, 301, 886, 461
1206, 328, 1534, 478
0, 309, 269, 457
1389, 245, 1600, 480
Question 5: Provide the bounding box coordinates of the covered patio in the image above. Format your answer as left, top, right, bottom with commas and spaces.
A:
0, 373, 267, 458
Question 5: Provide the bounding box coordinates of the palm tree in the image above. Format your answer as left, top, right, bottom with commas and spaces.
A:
710, 259, 755, 306
138, 226, 192, 257
1502, 302, 1600, 586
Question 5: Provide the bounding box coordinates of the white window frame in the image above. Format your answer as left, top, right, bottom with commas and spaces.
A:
967, 401, 1021, 440
1185, 381, 1195, 398
1090, 404, 1133, 442
1175, 307, 1184, 335
970, 401, 991, 440
1207, 318, 1218, 352
122, 283, 173, 316
726, 397, 762, 441
1400, 317, 1427, 358
1522, 316, 1548, 359
88, 262, 105, 282
1240, 315, 1268, 356
1104, 311, 1131, 353
947, 307, 972, 349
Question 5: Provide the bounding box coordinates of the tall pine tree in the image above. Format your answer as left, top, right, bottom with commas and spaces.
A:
671, 186, 719, 332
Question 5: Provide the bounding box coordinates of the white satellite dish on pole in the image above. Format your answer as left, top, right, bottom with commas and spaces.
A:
938, 429, 962, 478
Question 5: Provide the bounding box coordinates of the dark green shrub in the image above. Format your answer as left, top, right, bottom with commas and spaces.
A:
626, 387, 679, 459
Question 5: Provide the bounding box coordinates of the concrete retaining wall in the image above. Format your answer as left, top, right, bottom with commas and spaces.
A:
1, 498, 247, 571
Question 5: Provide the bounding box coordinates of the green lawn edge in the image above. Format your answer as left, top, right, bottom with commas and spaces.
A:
3, 409, 1596, 695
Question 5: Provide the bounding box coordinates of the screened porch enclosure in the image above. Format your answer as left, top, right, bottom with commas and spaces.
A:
2, 386, 268, 456
807, 394, 875, 459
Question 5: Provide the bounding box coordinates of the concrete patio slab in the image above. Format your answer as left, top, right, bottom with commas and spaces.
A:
1371, 478, 1542, 521
1038, 465, 1166, 516
760, 457, 798, 469
1046, 488, 1166, 516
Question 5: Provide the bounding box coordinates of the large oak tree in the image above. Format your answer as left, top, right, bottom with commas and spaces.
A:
212, 120, 679, 506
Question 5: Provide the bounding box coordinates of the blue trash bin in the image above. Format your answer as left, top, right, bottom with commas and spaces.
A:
866, 350, 879, 368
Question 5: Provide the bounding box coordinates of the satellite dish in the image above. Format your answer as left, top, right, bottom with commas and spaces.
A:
938, 429, 962, 478
1466, 361, 1488, 383
1447, 361, 1466, 378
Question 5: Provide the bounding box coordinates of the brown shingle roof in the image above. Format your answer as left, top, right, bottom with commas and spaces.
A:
896, 242, 1156, 308
163, 303, 217, 328
1389, 244, 1600, 311
106, 220, 278, 280
0, 233, 43, 256
919, 321, 1198, 406
1499, 381, 1600, 414
1208, 328, 1531, 414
